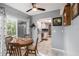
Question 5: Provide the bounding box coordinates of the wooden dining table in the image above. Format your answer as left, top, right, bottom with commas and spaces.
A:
9, 37, 33, 56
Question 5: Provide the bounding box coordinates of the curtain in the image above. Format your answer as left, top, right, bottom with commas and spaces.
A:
0, 7, 6, 56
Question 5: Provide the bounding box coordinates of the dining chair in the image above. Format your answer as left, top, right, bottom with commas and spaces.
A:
5, 36, 13, 55
28, 38, 38, 56
8, 43, 22, 56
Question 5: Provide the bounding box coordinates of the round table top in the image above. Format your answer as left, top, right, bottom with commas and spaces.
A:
9, 38, 33, 47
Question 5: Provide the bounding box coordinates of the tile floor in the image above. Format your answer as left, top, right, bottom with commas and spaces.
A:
37, 36, 55, 56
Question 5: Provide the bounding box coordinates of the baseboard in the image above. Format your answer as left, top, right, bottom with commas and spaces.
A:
37, 51, 46, 56
38, 48, 66, 56
51, 48, 65, 53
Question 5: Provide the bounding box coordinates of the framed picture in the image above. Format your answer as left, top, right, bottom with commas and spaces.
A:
72, 3, 79, 19
52, 17, 62, 26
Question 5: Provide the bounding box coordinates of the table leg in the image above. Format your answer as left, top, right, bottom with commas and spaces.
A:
27, 46, 28, 56
25, 46, 28, 56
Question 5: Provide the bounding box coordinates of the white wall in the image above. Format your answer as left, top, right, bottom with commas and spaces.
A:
64, 16, 79, 56
52, 26, 64, 50
51, 25, 65, 56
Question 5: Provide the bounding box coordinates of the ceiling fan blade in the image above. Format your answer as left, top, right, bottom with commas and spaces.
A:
26, 9, 32, 12
37, 8, 45, 11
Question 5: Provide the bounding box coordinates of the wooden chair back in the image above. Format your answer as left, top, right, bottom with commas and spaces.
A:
8, 43, 21, 56
5, 36, 13, 46
5, 36, 13, 55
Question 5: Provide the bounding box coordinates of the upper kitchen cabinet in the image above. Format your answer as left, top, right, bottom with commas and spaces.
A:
63, 3, 72, 26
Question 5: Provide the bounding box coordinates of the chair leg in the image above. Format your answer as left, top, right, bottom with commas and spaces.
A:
37, 50, 39, 54
35, 50, 37, 56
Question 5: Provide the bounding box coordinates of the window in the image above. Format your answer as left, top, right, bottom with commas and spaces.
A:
5, 15, 17, 37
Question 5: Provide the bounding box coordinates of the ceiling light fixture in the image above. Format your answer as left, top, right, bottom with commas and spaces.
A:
32, 8, 37, 11
26, 3, 45, 12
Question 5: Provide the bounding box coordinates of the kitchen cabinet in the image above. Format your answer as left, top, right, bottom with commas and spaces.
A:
63, 3, 72, 26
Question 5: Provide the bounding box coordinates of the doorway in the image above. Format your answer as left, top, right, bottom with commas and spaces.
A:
36, 18, 53, 56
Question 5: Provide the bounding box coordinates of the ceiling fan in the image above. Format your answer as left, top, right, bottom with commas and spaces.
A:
26, 3, 46, 12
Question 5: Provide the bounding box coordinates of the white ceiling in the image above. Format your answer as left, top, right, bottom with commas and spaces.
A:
5, 3, 65, 15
